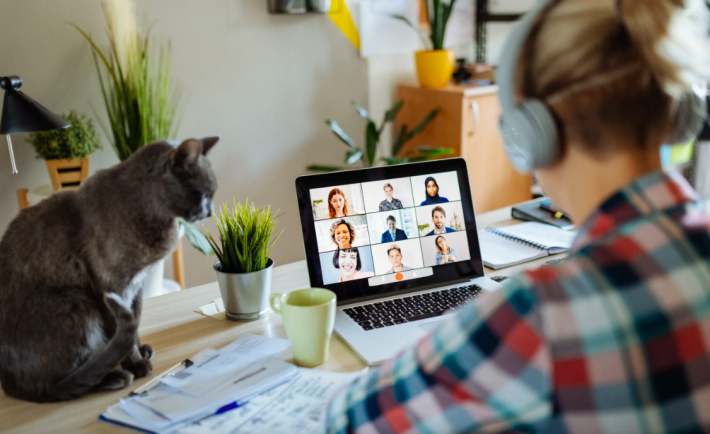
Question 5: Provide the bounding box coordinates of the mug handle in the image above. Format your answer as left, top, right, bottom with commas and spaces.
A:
270, 293, 283, 314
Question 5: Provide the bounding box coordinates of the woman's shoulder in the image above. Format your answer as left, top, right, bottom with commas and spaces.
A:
441, 197, 449, 203
359, 271, 375, 278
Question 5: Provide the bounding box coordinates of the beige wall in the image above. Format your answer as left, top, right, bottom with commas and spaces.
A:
0, 0, 368, 288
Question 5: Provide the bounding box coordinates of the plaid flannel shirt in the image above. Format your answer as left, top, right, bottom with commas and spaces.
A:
327, 169, 710, 434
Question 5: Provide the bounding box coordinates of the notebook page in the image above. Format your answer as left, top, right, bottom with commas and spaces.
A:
478, 230, 548, 269
495, 222, 577, 253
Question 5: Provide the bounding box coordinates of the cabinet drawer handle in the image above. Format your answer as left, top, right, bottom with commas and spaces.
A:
469, 101, 480, 136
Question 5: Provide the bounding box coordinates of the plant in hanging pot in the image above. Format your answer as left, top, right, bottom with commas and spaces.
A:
28, 110, 100, 192
394, 0, 458, 88
204, 199, 284, 322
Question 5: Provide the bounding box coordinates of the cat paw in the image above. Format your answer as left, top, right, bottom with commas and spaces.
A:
94, 369, 134, 392
125, 358, 153, 379
139, 344, 155, 360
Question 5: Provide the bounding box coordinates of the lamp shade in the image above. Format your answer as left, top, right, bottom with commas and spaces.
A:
0, 76, 70, 134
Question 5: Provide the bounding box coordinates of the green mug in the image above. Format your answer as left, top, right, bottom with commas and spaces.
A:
270, 288, 336, 367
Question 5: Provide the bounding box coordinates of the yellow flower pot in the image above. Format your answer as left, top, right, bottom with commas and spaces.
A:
415, 50, 455, 88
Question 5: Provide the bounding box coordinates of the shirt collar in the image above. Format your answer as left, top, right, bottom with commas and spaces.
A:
571, 169, 699, 252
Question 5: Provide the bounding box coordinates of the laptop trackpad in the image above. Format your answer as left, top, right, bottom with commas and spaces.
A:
417, 319, 446, 332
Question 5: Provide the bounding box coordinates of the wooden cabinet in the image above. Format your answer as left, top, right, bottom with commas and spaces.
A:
395, 83, 532, 214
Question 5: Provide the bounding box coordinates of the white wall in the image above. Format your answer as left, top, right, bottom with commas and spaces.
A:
0, 0, 368, 288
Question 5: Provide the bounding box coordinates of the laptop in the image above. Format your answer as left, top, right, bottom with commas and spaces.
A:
295, 158, 504, 365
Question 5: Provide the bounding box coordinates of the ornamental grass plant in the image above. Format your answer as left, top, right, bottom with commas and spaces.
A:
204, 199, 284, 274
70, 0, 180, 162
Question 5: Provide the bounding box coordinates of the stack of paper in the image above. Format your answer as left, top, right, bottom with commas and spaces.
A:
102, 335, 298, 433
101, 335, 367, 434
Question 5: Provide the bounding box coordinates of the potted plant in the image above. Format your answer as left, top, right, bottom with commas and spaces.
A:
204, 199, 284, 322
28, 110, 100, 192
394, 0, 458, 88
307, 100, 452, 172
71, 0, 212, 296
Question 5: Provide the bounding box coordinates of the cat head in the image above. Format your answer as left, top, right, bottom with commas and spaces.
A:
165, 137, 219, 222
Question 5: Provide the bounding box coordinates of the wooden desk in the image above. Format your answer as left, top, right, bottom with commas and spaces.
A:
0, 206, 563, 433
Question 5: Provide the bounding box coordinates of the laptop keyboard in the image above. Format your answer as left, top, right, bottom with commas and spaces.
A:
343, 284, 484, 331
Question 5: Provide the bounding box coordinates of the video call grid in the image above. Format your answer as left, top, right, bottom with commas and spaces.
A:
313, 176, 466, 251
311, 173, 470, 280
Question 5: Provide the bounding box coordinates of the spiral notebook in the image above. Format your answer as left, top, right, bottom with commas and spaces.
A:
478, 222, 577, 270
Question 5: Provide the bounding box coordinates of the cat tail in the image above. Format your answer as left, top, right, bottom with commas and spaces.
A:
48, 294, 138, 401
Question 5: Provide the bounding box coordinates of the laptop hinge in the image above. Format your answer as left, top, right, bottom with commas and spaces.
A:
336, 277, 475, 306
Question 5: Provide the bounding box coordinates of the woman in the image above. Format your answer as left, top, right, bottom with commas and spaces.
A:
419, 176, 449, 205
330, 219, 355, 250
433, 236, 458, 265
332, 248, 374, 282
327, 0, 710, 432
327, 188, 349, 218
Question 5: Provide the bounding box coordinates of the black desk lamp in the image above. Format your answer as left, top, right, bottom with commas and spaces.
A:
0, 76, 70, 174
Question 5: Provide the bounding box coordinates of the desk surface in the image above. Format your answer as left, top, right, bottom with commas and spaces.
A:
0, 205, 564, 433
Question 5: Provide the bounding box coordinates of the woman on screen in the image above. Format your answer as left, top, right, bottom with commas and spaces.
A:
328, 188, 349, 218
420, 177, 450, 205
434, 236, 458, 265
330, 219, 355, 250
332, 248, 374, 282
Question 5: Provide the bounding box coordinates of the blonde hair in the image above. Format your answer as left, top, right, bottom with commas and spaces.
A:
517, 0, 710, 154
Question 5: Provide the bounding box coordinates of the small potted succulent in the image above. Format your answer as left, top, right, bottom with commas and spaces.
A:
204, 199, 283, 321
28, 110, 100, 191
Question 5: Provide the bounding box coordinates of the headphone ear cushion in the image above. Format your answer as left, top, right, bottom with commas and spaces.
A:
667, 91, 707, 145
500, 99, 560, 173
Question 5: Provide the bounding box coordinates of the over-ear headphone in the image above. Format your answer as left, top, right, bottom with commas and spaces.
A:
497, 0, 708, 173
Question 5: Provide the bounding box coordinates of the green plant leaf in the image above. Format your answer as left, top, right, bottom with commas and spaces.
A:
390, 15, 430, 49
202, 199, 283, 273
351, 102, 372, 122
407, 108, 439, 140
345, 148, 364, 165
381, 157, 406, 165
392, 125, 408, 157
382, 101, 404, 125
366, 121, 378, 167
390, 14, 417, 31
325, 120, 358, 149
28, 110, 100, 160
412, 147, 455, 157
307, 165, 345, 172
179, 219, 214, 255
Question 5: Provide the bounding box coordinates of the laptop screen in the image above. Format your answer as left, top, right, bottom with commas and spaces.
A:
296, 159, 484, 304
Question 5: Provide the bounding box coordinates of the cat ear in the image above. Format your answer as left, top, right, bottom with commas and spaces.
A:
173, 139, 202, 170
200, 136, 219, 155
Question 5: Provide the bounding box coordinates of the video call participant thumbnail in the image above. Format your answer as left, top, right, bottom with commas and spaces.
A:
330, 219, 355, 250
434, 235, 458, 265
386, 244, 412, 274
380, 215, 408, 243
328, 188, 349, 218
426, 206, 456, 236
379, 183, 404, 211
420, 176, 449, 206
332, 248, 375, 282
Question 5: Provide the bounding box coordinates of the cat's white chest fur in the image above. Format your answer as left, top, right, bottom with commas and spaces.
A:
107, 266, 150, 310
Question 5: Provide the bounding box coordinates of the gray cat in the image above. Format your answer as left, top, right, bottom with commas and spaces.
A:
0, 137, 218, 402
